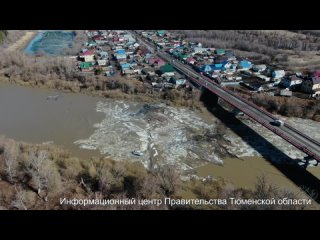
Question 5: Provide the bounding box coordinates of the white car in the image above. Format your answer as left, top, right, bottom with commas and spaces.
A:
132, 150, 144, 156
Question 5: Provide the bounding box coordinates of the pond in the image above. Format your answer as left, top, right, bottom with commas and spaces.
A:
24, 30, 75, 55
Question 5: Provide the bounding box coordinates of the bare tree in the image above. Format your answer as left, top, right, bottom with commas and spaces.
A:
3, 141, 19, 183
25, 150, 61, 197
156, 165, 181, 197
11, 186, 28, 210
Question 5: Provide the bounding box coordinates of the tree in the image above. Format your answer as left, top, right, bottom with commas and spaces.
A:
10, 186, 28, 210
3, 141, 19, 183
24, 150, 61, 197
0, 30, 8, 43
156, 165, 180, 197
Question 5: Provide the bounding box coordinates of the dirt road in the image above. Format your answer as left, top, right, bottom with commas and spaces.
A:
6, 31, 37, 52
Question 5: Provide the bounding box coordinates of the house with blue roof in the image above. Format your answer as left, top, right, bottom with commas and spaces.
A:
199, 63, 226, 73
115, 54, 127, 60
120, 63, 132, 74
116, 49, 126, 55
201, 65, 212, 73
120, 63, 130, 70
210, 64, 226, 72
238, 60, 252, 70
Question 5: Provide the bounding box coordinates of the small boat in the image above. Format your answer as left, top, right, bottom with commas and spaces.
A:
46, 95, 60, 101
132, 150, 144, 156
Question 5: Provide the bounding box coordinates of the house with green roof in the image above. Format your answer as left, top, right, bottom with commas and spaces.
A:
160, 64, 175, 74
79, 62, 93, 72
215, 49, 225, 55
157, 30, 165, 37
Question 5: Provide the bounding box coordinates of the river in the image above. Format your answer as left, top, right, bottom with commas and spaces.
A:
0, 82, 103, 159
1, 82, 320, 196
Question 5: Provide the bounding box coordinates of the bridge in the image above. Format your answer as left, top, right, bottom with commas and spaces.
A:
131, 31, 320, 162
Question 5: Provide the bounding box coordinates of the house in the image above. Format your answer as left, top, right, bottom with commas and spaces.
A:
193, 47, 208, 54
169, 78, 186, 85
99, 51, 108, 59
272, 70, 285, 79
79, 62, 93, 72
312, 70, 320, 78
123, 69, 135, 75
186, 57, 196, 65
281, 75, 303, 88
157, 30, 165, 37
79, 49, 95, 62
221, 61, 232, 69
81, 48, 88, 53
252, 64, 267, 73
238, 60, 252, 70
162, 72, 175, 77
256, 74, 270, 82
114, 54, 127, 60
148, 57, 165, 67
142, 68, 156, 76
105, 66, 115, 76
160, 64, 175, 74
215, 49, 225, 55
178, 54, 189, 61
120, 63, 130, 71
225, 51, 236, 61
175, 79, 186, 85
93, 35, 104, 41
214, 55, 229, 64
115, 49, 126, 55
200, 63, 226, 73
200, 65, 213, 73
301, 77, 320, 94
87, 40, 96, 47
131, 65, 142, 74
97, 59, 107, 66
123, 34, 135, 43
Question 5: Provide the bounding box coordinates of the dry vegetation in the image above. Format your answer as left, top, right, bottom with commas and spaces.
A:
0, 49, 203, 110
248, 93, 320, 121
173, 30, 320, 71
0, 30, 30, 48
62, 30, 88, 56
0, 135, 316, 210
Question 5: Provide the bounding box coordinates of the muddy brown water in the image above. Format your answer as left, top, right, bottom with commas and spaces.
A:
197, 156, 320, 196
1, 82, 320, 196
0, 82, 104, 159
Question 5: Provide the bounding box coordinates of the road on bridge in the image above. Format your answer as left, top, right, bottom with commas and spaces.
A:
131, 31, 320, 162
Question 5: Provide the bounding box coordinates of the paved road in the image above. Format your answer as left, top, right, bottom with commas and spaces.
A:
132, 31, 320, 162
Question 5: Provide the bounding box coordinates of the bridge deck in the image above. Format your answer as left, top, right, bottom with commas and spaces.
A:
133, 32, 320, 162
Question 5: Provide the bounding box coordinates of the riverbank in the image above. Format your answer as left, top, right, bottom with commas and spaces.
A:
0, 134, 316, 210
5, 31, 37, 52
0, 74, 204, 110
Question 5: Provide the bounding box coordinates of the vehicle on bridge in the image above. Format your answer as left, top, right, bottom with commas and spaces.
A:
270, 119, 284, 127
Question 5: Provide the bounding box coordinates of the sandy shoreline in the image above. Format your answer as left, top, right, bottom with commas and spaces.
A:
6, 31, 37, 52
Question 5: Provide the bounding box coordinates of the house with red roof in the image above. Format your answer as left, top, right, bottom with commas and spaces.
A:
79, 49, 95, 62
186, 57, 196, 65
312, 70, 320, 78
148, 57, 165, 67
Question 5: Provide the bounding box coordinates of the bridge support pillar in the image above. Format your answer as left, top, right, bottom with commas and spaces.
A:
200, 87, 219, 109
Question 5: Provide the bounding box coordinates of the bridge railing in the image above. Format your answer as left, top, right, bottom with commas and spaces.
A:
137, 34, 320, 161
200, 74, 320, 148
198, 76, 320, 162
